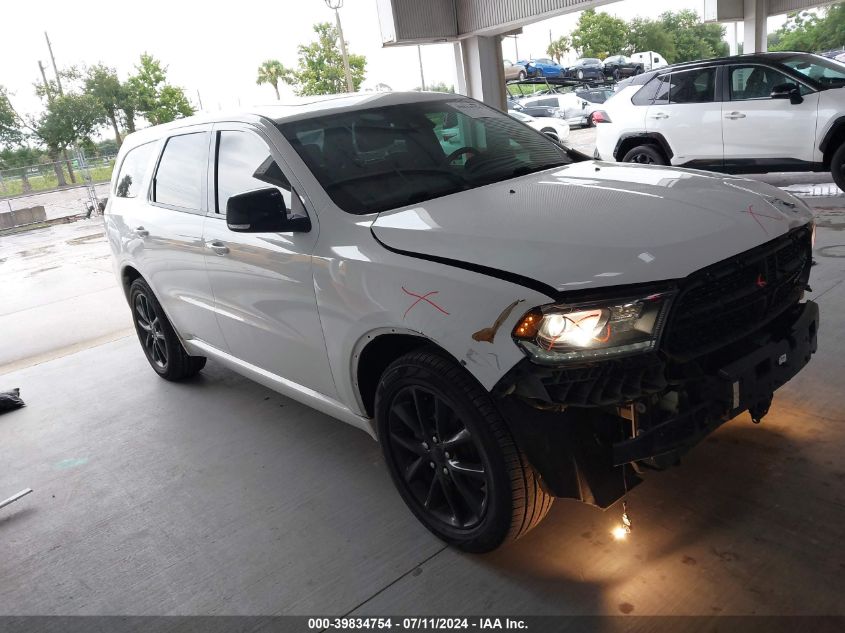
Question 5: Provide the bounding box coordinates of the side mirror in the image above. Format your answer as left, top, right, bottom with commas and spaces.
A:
226, 188, 311, 233
771, 83, 803, 105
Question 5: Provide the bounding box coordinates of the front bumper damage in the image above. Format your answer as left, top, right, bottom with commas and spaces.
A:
494, 300, 819, 508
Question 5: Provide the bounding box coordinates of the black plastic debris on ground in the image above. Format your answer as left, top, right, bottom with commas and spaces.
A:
0, 388, 25, 413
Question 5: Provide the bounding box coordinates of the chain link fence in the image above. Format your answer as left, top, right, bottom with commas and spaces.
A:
0, 154, 115, 198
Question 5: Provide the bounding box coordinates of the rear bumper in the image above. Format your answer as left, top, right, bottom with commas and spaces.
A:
496, 300, 819, 507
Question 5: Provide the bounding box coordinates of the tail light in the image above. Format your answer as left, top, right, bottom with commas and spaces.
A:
591, 110, 611, 123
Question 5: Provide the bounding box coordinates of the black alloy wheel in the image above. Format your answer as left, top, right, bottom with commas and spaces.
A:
830, 143, 845, 192
622, 144, 667, 166
129, 278, 206, 381
135, 292, 167, 369
376, 349, 553, 552
386, 385, 489, 529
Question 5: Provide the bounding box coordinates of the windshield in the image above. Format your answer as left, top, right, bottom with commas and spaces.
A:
278, 98, 571, 215
782, 54, 845, 87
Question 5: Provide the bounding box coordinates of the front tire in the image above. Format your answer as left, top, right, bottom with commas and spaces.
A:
375, 349, 553, 553
577, 69, 585, 80
129, 278, 206, 381
830, 143, 845, 192
518, 70, 526, 80
612, 68, 621, 81
622, 144, 667, 165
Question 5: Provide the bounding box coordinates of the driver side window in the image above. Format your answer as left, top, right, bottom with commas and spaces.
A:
216, 130, 305, 218
730, 65, 807, 101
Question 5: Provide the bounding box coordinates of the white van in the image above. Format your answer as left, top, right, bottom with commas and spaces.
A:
631, 51, 668, 71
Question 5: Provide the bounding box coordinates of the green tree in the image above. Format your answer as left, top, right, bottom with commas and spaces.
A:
627, 18, 677, 62
0, 85, 23, 146
659, 10, 727, 63
769, 4, 845, 52
416, 81, 454, 93
84, 64, 134, 145
35, 93, 104, 186
127, 54, 194, 126
256, 60, 295, 100
546, 35, 571, 64
290, 22, 366, 96
571, 9, 628, 59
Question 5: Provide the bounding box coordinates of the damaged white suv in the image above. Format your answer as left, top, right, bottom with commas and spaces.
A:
105, 92, 819, 552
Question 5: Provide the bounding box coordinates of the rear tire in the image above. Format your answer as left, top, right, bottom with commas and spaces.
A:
375, 349, 553, 553
612, 68, 621, 81
622, 144, 667, 165
129, 278, 206, 381
830, 143, 845, 192
518, 70, 526, 80
577, 69, 585, 80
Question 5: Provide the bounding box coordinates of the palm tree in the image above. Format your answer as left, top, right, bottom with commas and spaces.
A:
547, 35, 571, 64
256, 60, 294, 101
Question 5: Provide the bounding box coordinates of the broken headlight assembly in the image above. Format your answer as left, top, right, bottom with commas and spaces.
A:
512, 292, 673, 364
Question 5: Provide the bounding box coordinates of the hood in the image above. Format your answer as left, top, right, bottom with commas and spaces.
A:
371, 161, 812, 296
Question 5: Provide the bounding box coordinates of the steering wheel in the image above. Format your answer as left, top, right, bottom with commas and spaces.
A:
446, 146, 478, 163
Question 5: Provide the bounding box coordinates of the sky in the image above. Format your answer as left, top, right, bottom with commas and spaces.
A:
0, 0, 790, 119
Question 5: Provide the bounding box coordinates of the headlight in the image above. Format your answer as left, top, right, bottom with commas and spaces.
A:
512, 291, 673, 364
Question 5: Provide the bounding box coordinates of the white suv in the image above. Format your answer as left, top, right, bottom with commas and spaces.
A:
106, 92, 818, 552
595, 52, 845, 189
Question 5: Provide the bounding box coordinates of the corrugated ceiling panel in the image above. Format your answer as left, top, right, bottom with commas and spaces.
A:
769, 0, 836, 14
391, 0, 458, 41
456, 0, 610, 34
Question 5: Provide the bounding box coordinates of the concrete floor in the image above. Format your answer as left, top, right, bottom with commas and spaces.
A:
1, 186, 844, 616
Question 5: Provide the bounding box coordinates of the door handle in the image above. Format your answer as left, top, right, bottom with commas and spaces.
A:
208, 240, 229, 256
135, 226, 149, 237
649, 112, 669, 119
725, 111, 747, 119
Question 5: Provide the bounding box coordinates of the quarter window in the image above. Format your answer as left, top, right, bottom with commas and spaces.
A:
153, 133, 207, 211
631, 77, 663, 105
216, 130, 301, 217
114, 142, 156, 198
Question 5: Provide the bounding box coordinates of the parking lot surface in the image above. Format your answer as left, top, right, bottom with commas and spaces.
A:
1, 177, 844, 617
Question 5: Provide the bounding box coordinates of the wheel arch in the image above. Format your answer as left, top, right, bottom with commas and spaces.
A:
120, 264, 143, 302
819, 116, 845, 168
613, 132, 673, 163
353, 329, 456, 420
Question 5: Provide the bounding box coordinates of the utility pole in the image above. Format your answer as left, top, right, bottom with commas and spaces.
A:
37, 61, 53, 102
325, 0, 354, 92
417, 45, 426, 91
44, 32, 63, 95
196, 89, 204, 110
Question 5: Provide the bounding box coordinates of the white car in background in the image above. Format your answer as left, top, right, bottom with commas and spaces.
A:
507, 109, 570, 142
518, 88, 614, 127
595, 52, 845, 189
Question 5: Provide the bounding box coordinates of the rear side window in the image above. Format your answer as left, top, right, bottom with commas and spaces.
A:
215, 130, 296, 215
114, 142, 156, 198
669, 68, 716, 104
153, 132, 207, 211
536, 97, 559, 108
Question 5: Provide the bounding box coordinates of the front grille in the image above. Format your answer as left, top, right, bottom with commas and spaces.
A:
663, 226, 812, 360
